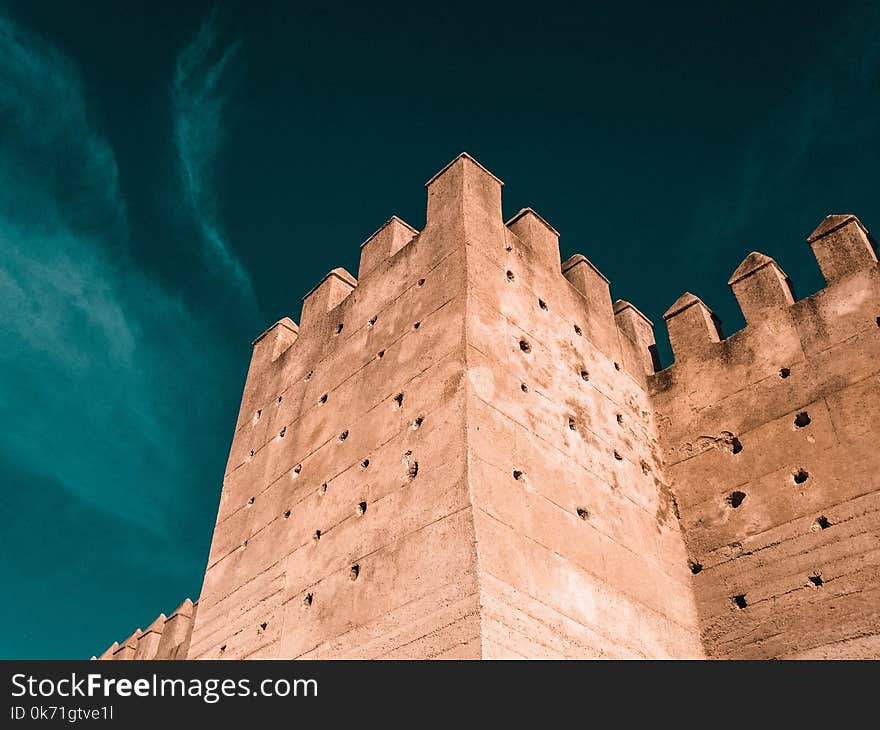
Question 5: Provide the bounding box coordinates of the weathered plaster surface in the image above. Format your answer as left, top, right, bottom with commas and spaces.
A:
95, 158, 878, 660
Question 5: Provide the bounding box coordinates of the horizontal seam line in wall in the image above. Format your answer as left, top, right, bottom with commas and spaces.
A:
470, 452, 693, 594
280, 503, 474, 608
207, 451, 461, 579
467, 286, 640, 389
699, 541, 880, 604
665, 365, 879, 469
699, 509, 880, 575
700, 551, 880, 618
224, 296, 459, 479
480, 607, 608, 658
291, 585, 480, 659
777, 629, 880, 658
476, 509, 698, 637
478, 568, 653, 657
374, 613, 481, 659
702, 574, 880, 653
695, 492, 880, 567
470, 391, 664, 521
214, 350, 461, 532
191, 586, 285, 645
231, 247, 462, 436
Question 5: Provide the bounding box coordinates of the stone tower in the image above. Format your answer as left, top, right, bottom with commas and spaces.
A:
96, 154, 880, 660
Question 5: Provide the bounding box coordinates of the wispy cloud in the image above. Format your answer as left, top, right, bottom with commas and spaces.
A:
173, 12, 256, 306
0, 13, 237, 539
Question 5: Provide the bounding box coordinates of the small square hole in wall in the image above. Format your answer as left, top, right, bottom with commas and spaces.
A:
794, 411, 811, 428
726, 491, 746, 508
732, 594, 747, 609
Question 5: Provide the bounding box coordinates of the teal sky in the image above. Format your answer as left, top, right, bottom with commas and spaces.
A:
1, 1, 879, 658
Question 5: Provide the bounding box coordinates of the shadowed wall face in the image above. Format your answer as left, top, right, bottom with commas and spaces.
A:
650, 217, 880, 659
188, 195, 478, 659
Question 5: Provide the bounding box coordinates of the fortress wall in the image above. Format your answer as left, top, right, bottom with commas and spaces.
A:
446, 156, 702, 658
649, 215, 880, 658
93, 158, 879, 661
94, 599, 197, 661
187, 163, 484, 659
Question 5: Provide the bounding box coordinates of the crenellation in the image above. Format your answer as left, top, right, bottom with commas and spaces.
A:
614, 299, 659, 377
133, 614, 166, 660
808, 214, 878, 284
300, 267, 357, 332
95, 154, 878, 660
662, 292, 723, 361
505, 208, 561, 271
728, 251, 796, 324
110, 629, 141, 660
561, 254, 621, 359
358, 216, 419, 279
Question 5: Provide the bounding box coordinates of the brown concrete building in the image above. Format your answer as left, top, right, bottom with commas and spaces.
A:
96, 154, 880, 660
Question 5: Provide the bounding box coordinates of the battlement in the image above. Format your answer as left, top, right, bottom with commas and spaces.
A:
94, 156, 880, 660
94, 599, 197, 660
656, 214, 879, 369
